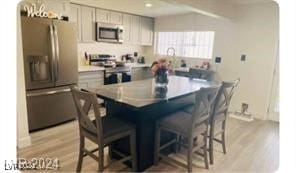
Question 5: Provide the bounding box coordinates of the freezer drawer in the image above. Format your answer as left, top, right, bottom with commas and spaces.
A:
26, 86, 77, 131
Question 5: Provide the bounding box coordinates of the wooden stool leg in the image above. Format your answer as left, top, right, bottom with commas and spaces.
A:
130, 131, 137, 172
76, 136, 85, 172
76, 136, 84, 172
187, 138, 193, 173
222, 132, 226, 154
209, 126, 214, 165
175, 134, 180, 153
154, 125, 161, 165
98, 147, 104, 172
203, 133, 209, 169
222, 121, 226, 154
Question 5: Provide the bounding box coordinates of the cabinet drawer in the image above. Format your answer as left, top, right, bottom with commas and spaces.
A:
79, 71, 104, 80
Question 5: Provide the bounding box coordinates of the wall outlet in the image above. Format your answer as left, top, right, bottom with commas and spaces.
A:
241, 54, 246, 61
215, 57, 222, 63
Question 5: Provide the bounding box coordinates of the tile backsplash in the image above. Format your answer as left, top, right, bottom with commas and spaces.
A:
77, 42, 147, 66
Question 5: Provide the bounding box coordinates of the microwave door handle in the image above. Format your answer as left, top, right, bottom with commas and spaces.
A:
49, 25, 56, 82
53, 24, 59, 81
117, 28, 120, 41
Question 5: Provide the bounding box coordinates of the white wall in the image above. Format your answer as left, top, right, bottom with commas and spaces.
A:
152, 2, 279, 120
17, 1, 31, 148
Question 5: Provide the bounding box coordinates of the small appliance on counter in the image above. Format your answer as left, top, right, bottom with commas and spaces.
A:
137, 56, 145, 64
121, 54, 135, 63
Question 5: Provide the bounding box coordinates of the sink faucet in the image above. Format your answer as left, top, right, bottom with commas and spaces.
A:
166, 47, 176, 56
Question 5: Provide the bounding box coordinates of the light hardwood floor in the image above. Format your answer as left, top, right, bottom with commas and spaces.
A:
18, 116, 279, 172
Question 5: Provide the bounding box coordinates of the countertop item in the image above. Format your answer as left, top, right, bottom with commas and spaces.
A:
86, 75, 219, 108
174, 67, 215, 81
78, 66, 105, 72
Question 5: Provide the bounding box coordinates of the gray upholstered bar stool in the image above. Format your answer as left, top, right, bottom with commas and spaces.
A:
154, 86, 221, 172
182, 79, 240, 165
71, 87, 137, 172
208, 79, 240, 165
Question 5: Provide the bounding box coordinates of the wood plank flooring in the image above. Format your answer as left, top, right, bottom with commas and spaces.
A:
18, 115, 279, 172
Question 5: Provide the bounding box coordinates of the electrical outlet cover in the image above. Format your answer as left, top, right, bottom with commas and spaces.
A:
241, 54, 246, 61
215, 57, 221, 63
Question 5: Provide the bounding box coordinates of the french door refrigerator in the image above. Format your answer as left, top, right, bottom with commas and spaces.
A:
21, 16, 78, 131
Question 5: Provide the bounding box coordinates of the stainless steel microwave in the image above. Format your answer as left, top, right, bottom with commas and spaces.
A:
96, 23, 124, 43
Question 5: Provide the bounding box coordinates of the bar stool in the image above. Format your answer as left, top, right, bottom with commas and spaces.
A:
154, 86, 221, 172
208, 79, 240, 164
71, 87, 137, 172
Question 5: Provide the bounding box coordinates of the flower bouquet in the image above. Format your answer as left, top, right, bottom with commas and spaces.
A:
151, 58, 171, 86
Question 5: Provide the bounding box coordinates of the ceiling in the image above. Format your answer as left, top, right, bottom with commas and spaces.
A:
70, 0, 276, 18
70, 0, 191, 17
222, 0, 275, 4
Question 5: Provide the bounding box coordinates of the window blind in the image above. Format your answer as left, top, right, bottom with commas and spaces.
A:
155, 31, 215, 59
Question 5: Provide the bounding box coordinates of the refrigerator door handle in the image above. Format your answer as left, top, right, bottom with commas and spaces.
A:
27, 88, 71, 97
49, 25, 56, 82
53, 24, 60, 81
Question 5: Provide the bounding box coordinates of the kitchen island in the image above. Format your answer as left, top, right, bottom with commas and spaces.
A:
86, 76, 219, 171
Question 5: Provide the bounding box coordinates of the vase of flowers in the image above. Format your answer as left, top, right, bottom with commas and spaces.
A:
151, 58, 171, 87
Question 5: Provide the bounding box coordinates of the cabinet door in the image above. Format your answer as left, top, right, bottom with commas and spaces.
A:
130, 15, 141, 44
81, 6, 96, 42
141, 17, 154, 46
69, 4, 81, 42
109, 11, 123, 24
96, 9, 110, 23
43, 0, 69, 16
123, 14, 132, 43
132, 68, 143, 81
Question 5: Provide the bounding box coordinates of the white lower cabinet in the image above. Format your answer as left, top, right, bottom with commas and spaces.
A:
131, 67, 153, 81
78, 70, 104, 103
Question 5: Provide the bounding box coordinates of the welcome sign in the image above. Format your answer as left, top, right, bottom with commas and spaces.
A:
23, 3, 62, 19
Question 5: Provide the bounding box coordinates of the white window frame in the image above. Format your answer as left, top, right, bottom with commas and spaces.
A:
154, 31, 215, 59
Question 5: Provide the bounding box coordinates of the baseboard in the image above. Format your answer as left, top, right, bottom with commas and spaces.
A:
229, 113, 254, 122
17, 136, 31, 148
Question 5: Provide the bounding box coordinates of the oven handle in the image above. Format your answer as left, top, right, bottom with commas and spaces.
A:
27, 88, 71, 97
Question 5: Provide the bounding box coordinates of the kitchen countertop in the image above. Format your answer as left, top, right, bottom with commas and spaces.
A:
86, 75, 219, 108
125, 63, 151, 68
78, 66, 105, 72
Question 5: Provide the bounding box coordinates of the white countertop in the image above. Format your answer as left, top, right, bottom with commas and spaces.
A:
125, 63, 151, 68
78, 66, 105, 72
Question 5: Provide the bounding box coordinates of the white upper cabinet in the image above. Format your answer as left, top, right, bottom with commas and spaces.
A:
109, 12, 123, 25
43, 0, 69, 17
96, 9, 109, 23
140, 17, 154, 46
130, 15, 141, 44
69, 4, 81, 42
123, 14, 132, 43
81, 6, 96, 43
96, 9, 123, 25
69, 4, 154, 46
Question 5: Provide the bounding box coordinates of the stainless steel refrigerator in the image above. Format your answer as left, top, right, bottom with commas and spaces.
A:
21, 16, 78, 131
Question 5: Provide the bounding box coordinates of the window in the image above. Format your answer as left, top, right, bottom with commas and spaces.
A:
155, 31, 215, 59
